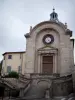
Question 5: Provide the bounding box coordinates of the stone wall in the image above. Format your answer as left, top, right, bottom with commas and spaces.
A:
30, 74, 73, 98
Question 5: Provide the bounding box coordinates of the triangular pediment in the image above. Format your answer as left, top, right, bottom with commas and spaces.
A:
38, 46, 58, 51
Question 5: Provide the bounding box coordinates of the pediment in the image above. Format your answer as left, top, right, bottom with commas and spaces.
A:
38, 46, 58, 54
38, 46, 58, 51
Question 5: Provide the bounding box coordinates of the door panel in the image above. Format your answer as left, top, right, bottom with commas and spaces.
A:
42, 56, 53, 74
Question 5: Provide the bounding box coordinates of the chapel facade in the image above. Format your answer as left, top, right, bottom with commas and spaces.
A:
25, 9, 74, 76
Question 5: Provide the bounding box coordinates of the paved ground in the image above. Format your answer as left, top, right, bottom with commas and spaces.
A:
0, 97, 75, 100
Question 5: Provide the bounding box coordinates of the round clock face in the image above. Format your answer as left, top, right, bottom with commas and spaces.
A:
43, 34, 54, 44
45, 37, 51, 43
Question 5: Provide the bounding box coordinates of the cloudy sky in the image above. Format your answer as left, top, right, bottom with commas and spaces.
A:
0, 0, 75, 61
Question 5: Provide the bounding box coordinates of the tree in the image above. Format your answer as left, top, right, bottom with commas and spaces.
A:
8, 71, 19, 78
0, 60, 3, 76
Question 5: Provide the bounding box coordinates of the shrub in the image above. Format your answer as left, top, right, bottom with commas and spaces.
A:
8, 71, 19, 78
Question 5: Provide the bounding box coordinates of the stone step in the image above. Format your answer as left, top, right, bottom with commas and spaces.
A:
24, 85, 46, 98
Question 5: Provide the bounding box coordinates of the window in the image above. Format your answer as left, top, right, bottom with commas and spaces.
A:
18, 66, 22, 73
53, 14, 54, 19
8, 55, 12, 59
7, 66, 11, 73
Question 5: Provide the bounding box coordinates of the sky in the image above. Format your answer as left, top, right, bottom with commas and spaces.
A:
0, 0, 75, 61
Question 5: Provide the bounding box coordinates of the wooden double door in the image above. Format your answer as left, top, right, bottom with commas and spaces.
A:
42, 56, 53, 74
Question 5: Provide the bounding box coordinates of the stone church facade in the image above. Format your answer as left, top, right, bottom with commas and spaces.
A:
25, 9, 74, 76
2, 9, 74, 77
1, 9, 75, 99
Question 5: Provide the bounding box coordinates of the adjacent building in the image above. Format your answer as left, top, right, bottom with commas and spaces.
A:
2, 51, 25, 75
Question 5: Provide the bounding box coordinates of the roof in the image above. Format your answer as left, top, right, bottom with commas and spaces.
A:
2, 51, 26, 56
29, 21, 66, 35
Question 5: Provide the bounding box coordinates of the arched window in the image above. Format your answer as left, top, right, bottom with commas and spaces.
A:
7, 66, 11, 73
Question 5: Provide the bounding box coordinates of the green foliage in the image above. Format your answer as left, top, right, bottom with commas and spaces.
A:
8, 71, 19, 78
0, 60, 3, 75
